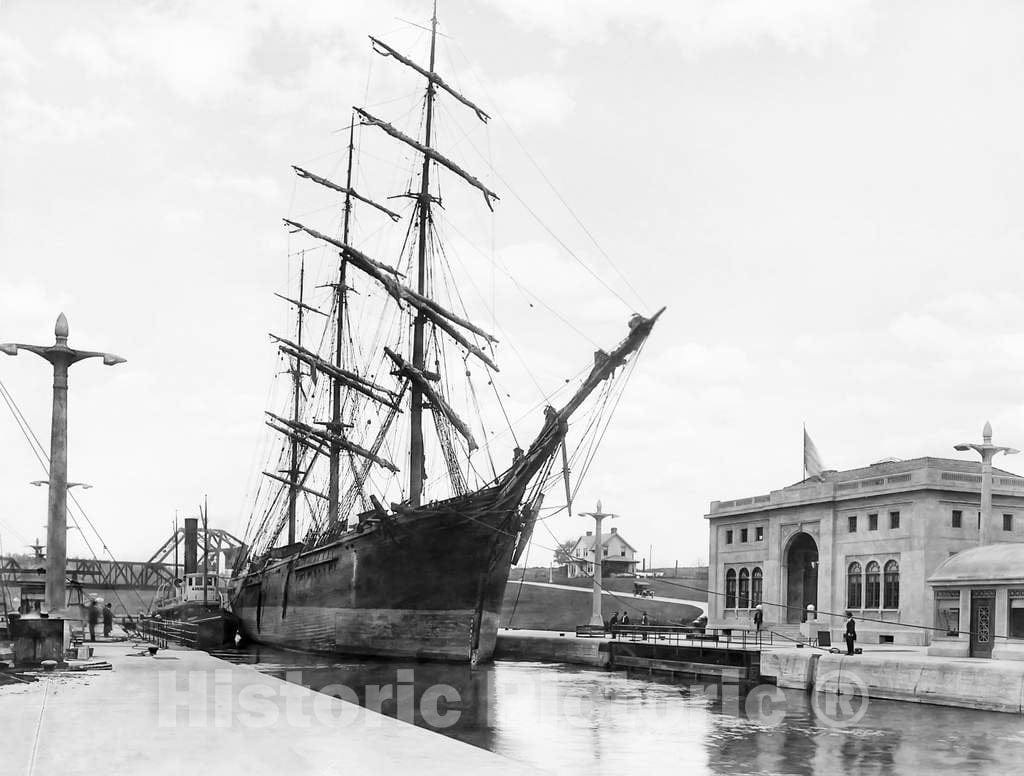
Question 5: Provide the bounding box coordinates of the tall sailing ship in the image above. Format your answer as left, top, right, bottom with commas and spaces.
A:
230, 6, 663, 664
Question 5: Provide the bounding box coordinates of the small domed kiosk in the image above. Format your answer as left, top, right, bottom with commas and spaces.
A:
928, 543, 1024, 660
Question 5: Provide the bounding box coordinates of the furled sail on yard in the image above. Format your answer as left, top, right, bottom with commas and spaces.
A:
231, 5, 662, 664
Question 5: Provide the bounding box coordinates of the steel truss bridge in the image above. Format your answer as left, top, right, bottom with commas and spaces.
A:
0, 527, 244, 592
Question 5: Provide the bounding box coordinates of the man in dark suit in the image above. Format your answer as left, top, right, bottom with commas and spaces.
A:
844, 611, 857, 655
87, 600, 99, 642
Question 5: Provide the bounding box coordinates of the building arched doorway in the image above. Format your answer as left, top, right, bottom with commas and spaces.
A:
785, 532, 819, 623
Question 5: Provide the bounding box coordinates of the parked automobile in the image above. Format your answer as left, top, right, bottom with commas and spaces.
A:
633, 581, 655, 598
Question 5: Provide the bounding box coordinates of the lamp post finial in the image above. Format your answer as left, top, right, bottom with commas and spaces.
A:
983, 420, 993, 443
55, 312, 69, 343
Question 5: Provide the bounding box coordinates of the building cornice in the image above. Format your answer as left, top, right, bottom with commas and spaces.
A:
706, 464, 1024, 520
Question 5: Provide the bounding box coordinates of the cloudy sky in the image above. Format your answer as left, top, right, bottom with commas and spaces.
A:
3, 0, 1024, 570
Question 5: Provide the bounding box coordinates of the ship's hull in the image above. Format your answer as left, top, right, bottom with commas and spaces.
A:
231, 486, 526, 663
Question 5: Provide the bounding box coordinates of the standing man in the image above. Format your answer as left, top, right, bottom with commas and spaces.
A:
87, 599, 99, 642
608, 610, 619, 638
844, 611, 857, 655
753, 604, 764, 644
103, 602, 114, 637
640, 611, 649, 640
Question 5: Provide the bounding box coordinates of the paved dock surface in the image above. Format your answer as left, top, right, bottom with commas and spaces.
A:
0, 641, 541, 776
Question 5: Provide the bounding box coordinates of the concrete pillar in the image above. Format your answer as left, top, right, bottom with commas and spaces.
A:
45, 359, 69, 613
819, 510, 835, 624
708, 520, 720, 620
766, 516, 783, 623
590, 513, 604, 627
959, 589, 971, 636
995, 589, 1008, 650
980, 449, 994, 546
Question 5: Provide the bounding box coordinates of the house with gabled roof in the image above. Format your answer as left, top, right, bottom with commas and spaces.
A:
565, 526, 638, 578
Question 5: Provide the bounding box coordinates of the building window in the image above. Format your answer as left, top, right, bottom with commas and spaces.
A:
848, 515, 857, 533
751, 567, 763, 606
847, 562, 862, 609
868, 513, 878, 531
725, 569, 736, 608
739, 568, 750, 608
1009, 594, 1024, 639
952, 510, 962, 528
890, 511, 900, 529
935, 592, 960, 635
1004, 514, 1014, 532
726, 530, 733, 545
978, 511, 982, 529
603, 548, 608, 556
740, 528, 749, 543
883, 560, 899, 609
865, 561, 881, 608
755, 526, 764, 541
620, 550, 626, 556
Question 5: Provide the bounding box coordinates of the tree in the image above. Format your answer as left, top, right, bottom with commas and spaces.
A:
553, 540, 576, 566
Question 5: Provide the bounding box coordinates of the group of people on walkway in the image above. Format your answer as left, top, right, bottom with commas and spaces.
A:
86, 600, 115, 642
607, 610, 652, 638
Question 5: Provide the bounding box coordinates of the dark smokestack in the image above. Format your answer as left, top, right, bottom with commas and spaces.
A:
184, 518, 198, 575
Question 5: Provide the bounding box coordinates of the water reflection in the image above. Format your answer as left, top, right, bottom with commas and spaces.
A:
215, 646, 1024, 775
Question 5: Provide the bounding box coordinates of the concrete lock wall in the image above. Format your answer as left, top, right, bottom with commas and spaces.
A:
761, 648, 1024, 713
759, 648, 819, 690
494, 633, 608, 667
814, 653, 1024, 713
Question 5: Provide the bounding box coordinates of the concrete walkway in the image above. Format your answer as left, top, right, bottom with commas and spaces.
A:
0, 640, 542, 776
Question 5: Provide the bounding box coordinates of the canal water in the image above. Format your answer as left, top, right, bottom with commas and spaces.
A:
212, 645, 1024, 775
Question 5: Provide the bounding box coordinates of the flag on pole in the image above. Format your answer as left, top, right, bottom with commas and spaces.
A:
804, 426, 825, 480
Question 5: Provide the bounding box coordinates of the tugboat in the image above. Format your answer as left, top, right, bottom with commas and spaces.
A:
149, 571, 239, 648
148, 515, 238, 649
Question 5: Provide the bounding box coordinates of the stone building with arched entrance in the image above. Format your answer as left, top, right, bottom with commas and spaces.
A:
705, 456, 1024, 644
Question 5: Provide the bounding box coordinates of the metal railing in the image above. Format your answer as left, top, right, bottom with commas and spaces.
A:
575, 623, 772, 648
137, 617, 200, 649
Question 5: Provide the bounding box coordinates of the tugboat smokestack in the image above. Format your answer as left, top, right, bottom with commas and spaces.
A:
184, 518, 199, 575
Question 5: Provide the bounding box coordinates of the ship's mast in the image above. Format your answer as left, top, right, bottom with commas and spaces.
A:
409, 2, 439, 508
328, 117, 356, 527
287, 256, 307, 544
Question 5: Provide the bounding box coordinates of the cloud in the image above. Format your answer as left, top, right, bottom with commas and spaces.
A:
188, 171, 281, 201
0, 31, 35, 82
161, 209, 204, 232
489, 74, 576, 131
0, 281, 71, 329
54, 31, 126, 78
481, 0, 878, 55
889, 312, 963, 351
0, 92, 132, 143
68, 0, 406, 105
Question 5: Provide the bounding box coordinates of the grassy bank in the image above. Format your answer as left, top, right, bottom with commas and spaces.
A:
499, 581, 702, 631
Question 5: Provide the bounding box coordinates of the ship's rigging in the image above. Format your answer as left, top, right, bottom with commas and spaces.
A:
238, 5, 660, 568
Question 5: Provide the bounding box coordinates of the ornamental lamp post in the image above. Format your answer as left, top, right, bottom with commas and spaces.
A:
579, 501, 618, 627
954, 421, 1018, 547
2, 314, 124, 613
